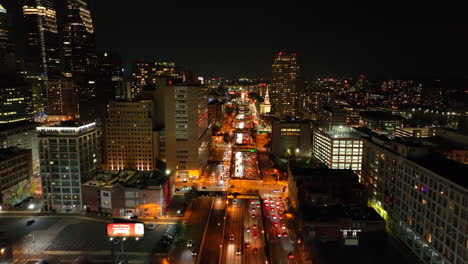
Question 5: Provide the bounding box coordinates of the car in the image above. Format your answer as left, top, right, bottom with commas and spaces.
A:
26, 219, 35, 226
265, 204, 269, 208
252, 214, 256, 218
252, 233, 258, 238
246, 227, 251, 233
245, 242, 250, 248
187, 240, 193, 247
250, 200, 255, 204
192, 248, 197, 256
236, 249, 242, 255
276, 232, 282, 237
270, 208, 275, 212
251, 208, 256, 211
257, 215, 261, 219
146, 223, 156, 230
288, 252, 295, 259
253, 248, 259, 254
264, 199, 269, 203
256, 204, 260, 208
279, 214, 283, 219
252, 224, 258, 229
229, 234, 234, 240
282, 232, 288, 237
273, 221, 279, 227
272, 215, 277, 219
233, 199, 237, 203
281, 223, 286, 229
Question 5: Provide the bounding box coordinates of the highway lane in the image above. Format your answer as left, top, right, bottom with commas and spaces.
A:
169, 197, 213, 264
244, 199, 267, 264
197, 198, 226, 264
263, 197, 298, 264
221, 199, 244, 264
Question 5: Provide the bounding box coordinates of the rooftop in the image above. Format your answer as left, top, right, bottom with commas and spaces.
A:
322, 126, 368, 139
303, 205, 384, 222
37, 121, 97, 136
411, 153, 468, 189
360, 111, 405, 121
83, 169, 169, 189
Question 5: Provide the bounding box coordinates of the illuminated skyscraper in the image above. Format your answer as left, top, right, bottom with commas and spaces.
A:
271, 52, 299, 119
23, 0, 61, 75
0, 4, 15, 72
23, 0, 61, 116
63, 0, 96, 75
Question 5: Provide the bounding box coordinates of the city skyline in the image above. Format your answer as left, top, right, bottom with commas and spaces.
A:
1, 1, 468, 264
3, 1, 468, 79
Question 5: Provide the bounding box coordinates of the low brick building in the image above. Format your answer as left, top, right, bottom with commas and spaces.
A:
82, 169, 171, 218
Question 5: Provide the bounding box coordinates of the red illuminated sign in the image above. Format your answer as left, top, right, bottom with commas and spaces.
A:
107, 223, 145, 237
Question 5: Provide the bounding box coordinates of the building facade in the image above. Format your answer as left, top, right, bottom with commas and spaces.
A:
63, 0, 96, 75
271, 52, 299, 118
0, 76, 33, 124
81, 169, 171, 217
0, 148, 33, 207
0, 4, 15, 72
0, 122, 40, 175
38, 122, 101, 212
362, 136, 468, 264
105, 100, 159, 171
47, 76, 79, 119
164, 84, 210, 182
313, 126, 365, 173
271, 119, 312, 157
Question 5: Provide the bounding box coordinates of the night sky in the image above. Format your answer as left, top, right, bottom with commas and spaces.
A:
4, 1, 468, 79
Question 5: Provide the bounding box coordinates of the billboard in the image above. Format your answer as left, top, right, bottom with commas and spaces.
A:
107, 223, 145, 237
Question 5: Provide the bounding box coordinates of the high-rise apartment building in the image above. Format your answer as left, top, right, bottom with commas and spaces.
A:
313, 126, 365, 173
164, 84, 210, 182
105, 100, 159, 171
271, 52, 299, 118
361, 134, 468, 264
141, 78, 210, 183
63, 0, 96, 75
38, 121, 101, 212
